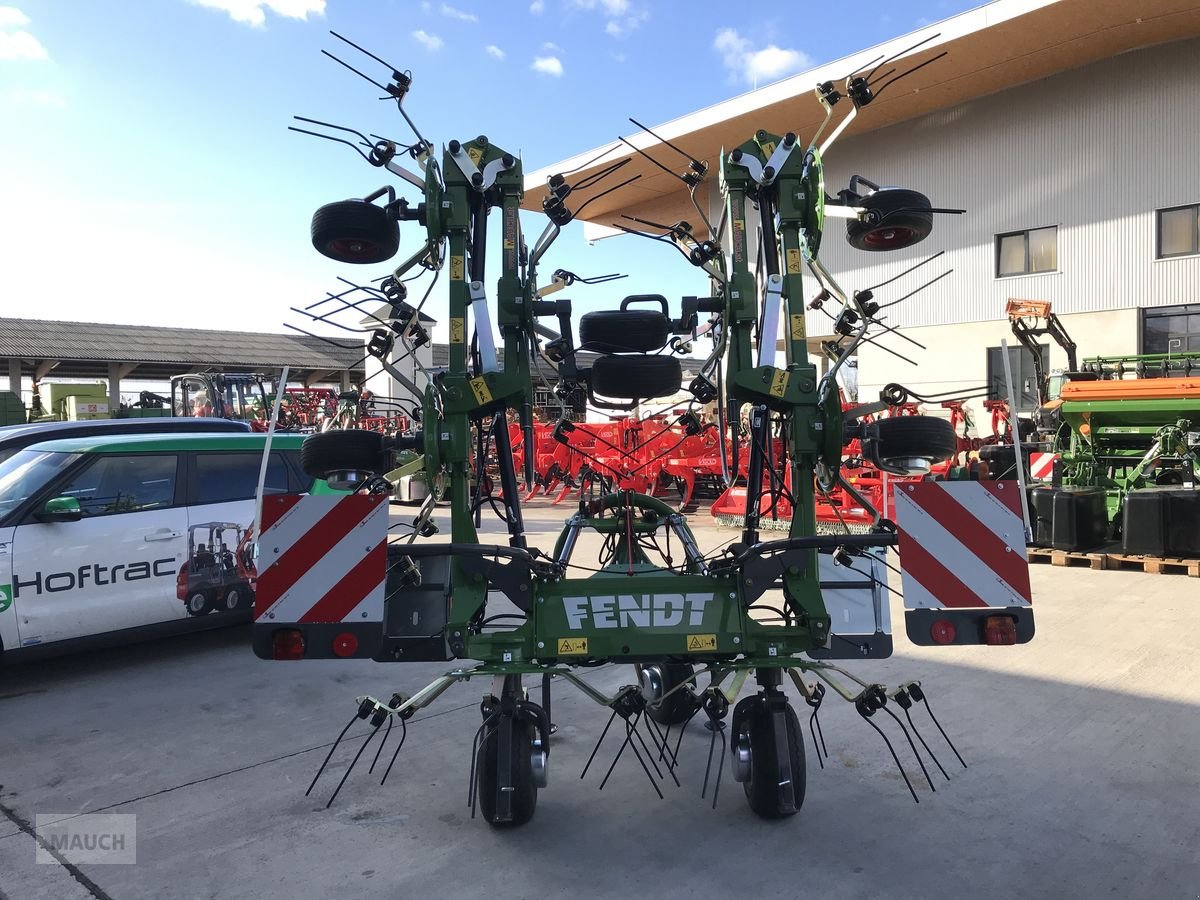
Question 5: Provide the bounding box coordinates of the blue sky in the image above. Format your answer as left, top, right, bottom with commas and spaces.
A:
0, 0, 978, 344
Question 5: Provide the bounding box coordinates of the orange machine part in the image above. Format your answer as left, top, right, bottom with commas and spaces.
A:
1059, 378, 1200, 402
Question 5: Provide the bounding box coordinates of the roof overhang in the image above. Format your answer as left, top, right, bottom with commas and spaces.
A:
522, 0, 1200, 231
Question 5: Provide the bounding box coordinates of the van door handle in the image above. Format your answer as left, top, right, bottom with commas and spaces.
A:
145, 530, 182, 542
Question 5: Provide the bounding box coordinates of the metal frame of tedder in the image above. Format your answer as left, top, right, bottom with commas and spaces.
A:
253, 31, 1035, 827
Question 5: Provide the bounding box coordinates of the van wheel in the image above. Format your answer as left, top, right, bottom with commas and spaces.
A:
187, 591, 213, 616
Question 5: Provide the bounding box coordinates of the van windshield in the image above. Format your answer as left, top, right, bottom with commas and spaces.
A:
0, 450, 80, 520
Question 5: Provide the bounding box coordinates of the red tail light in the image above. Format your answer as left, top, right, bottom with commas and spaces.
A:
272, 629, 306, 660
984, 615, 1017, 646
331, 632, 360, 658
929, 618, 957, 645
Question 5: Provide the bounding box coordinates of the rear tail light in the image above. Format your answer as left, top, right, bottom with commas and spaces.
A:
929, 618, 957, 645
272, 628, 306, 660
984, 615, 1017, 646
331, 631, 360, 658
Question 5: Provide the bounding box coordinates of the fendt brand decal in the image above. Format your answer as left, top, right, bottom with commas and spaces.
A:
562, 593, 715, 630
14, 559, 176, 597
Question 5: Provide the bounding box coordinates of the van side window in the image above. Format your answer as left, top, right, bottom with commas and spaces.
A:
58, 455, 179, 517
194, 452, 289, 504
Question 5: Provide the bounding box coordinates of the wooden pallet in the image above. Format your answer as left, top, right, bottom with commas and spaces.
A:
1026, 547, 1107, 570
1104, 553, 1200, 577
1026, 546, 1200, 576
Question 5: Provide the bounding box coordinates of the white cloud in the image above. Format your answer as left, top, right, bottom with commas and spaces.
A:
485, 44, 505, 60
531, 55, 563, 77
569, 0, 644, 39
541, 41, 561, 52
0, 6, 48, 61
529, 0, 544, 13
0, 7, 30, 27
440, 4, 477, 22
1, 86, 65, 106
412, 29, 444, 51
604, 10, 646, 38
190, 0, 325, 27
0, 27, 46, 60
570, 0, 628, 13
713, 27, 810, 86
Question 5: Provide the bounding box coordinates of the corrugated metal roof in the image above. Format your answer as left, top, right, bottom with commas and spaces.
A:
0, 317, 365, 372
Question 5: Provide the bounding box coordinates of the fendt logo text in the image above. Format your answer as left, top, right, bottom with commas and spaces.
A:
562, 593, 715, 630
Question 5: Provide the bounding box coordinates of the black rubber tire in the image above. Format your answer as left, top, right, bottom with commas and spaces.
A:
846, 188, 933, 251
579, 310, 670, 353
311, 200, 400, 265
300, 429, 387, 481
186, 591, 213, 617
590, 355, 681, 400
476, 717, 538, 828
871, 415, 957, 466
744, 702, 805, 819
642, 662, 698, 726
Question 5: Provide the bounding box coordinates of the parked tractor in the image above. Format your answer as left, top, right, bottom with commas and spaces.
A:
177, 522, 253, 615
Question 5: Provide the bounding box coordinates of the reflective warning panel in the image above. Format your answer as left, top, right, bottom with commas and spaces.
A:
254, 493, 389, 625
893, 480, 1034, 646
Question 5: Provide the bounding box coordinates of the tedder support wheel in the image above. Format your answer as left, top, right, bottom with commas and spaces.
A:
300, 429, 388, 489
579, 309, 670, 353
310, 199, 400, 265
589, 355, 682, 400
476, 716, 539, 828
867, 415, 957, 475
845, 188, 933, 252
742, 701, 806, 819
640, 662, 699, 726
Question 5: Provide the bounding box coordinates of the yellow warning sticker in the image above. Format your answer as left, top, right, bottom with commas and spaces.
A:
469, 376, 493, 406
687, 634, 717, 652
450, 317, 465, 343
790, 314, 806, 341
467, 145, 484, 167
786, 248, 803, 274
769, 369, 790, 399
759, 141, 776, 159
450, 255, 465, 280
558, 637, 588, 655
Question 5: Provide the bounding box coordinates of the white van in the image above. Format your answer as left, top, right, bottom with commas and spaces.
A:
0, 432, 339, 661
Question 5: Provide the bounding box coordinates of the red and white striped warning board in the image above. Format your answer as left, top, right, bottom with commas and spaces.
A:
893, 481, 1032, 610
1029, 451, 1058, 481
253, 493, 389, 624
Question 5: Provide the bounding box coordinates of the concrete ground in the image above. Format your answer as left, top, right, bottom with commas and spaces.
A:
1, 499, 1198, 900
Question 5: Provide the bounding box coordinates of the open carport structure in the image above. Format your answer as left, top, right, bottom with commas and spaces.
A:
0, 317, 367, 411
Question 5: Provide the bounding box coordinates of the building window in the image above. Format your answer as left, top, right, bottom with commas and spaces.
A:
987, 344, 1048, 412
1142, 304, 1200, 354
1156, 204, 1200, 259
996, 226, 1058, 277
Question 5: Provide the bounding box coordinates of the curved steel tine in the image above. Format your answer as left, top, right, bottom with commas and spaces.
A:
306, 712, 361, 796
288, 124, 372, 164
904, 707, 948, 781
325, 721, 382, 808
623, 715, 665, 799
914, 687, 966, 768
598, 717, 637, 792
882, 705, 935, 792
861, 713, 918, 804
293, 115, 374, 148
379, 716, 408, 786
809, 707, 827, 769
368, 715, 393, 774
467, 712, 499, 816
580, 708, 619, 780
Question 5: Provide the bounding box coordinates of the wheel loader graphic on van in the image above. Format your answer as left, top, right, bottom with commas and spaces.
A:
177, 522, 253, 616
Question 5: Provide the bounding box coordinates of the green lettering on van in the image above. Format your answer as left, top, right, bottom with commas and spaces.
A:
0, 584, 11, 613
